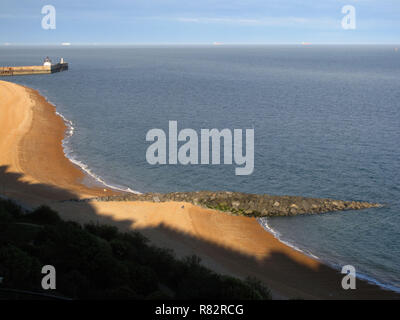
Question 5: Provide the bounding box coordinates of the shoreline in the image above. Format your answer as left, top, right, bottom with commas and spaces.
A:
54, 105, 141, 195
0, 80, 119, 206
0, 79, 398, 299
12, 82, 141, 196
258, 217, 400, 294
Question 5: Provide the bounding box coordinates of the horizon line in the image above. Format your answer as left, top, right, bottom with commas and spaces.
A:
2, 42, 400, 46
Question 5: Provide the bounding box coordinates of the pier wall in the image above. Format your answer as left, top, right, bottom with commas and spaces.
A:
0, 63, 68, 76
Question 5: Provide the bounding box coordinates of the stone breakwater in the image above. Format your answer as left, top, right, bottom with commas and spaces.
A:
81, 191, 382, 217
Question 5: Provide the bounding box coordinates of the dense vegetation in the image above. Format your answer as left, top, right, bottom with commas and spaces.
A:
0, 199, 271, 300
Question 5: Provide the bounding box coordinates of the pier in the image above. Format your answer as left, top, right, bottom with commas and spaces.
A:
0, 57, 68, 76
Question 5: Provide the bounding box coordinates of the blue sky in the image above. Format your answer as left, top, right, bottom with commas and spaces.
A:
1, 0, 399, 44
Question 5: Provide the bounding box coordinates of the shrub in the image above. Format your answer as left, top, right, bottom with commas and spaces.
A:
0, 208, 13, 223
0, 199, 23, 221
244, 277, 272, 300
25, 206, 62, 225
85, 223, 119, 241
0, 198, 272, 300
0, 244, 41, 289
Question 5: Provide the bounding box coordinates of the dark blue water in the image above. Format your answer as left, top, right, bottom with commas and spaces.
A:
1, 45, 399, 291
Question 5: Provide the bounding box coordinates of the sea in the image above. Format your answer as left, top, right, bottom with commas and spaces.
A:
1, 45, 399, 292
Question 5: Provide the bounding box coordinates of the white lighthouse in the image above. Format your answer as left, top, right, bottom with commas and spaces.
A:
43, 57, 52, 67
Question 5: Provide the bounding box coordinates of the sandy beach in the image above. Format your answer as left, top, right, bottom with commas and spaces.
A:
0, 80, 118, 206
0, 79, 398, 299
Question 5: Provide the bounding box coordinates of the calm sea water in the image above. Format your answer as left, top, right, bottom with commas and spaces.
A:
1, 45, 399, 291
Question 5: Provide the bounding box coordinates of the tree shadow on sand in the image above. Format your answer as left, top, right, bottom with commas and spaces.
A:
0, 164, 398, 300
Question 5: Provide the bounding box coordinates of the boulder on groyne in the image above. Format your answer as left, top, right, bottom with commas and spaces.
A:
83, 191, 382, 217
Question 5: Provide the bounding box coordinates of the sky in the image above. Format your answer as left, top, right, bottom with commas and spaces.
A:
1, 0, 399, 45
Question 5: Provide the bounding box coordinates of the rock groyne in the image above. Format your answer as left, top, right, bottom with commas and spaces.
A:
82, 191, 382, 217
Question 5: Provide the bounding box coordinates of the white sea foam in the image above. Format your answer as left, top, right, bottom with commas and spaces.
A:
328, 263, 400, 293
43, 96, 142, 195
257, 217, 320, 260
257, 217, 400, 293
